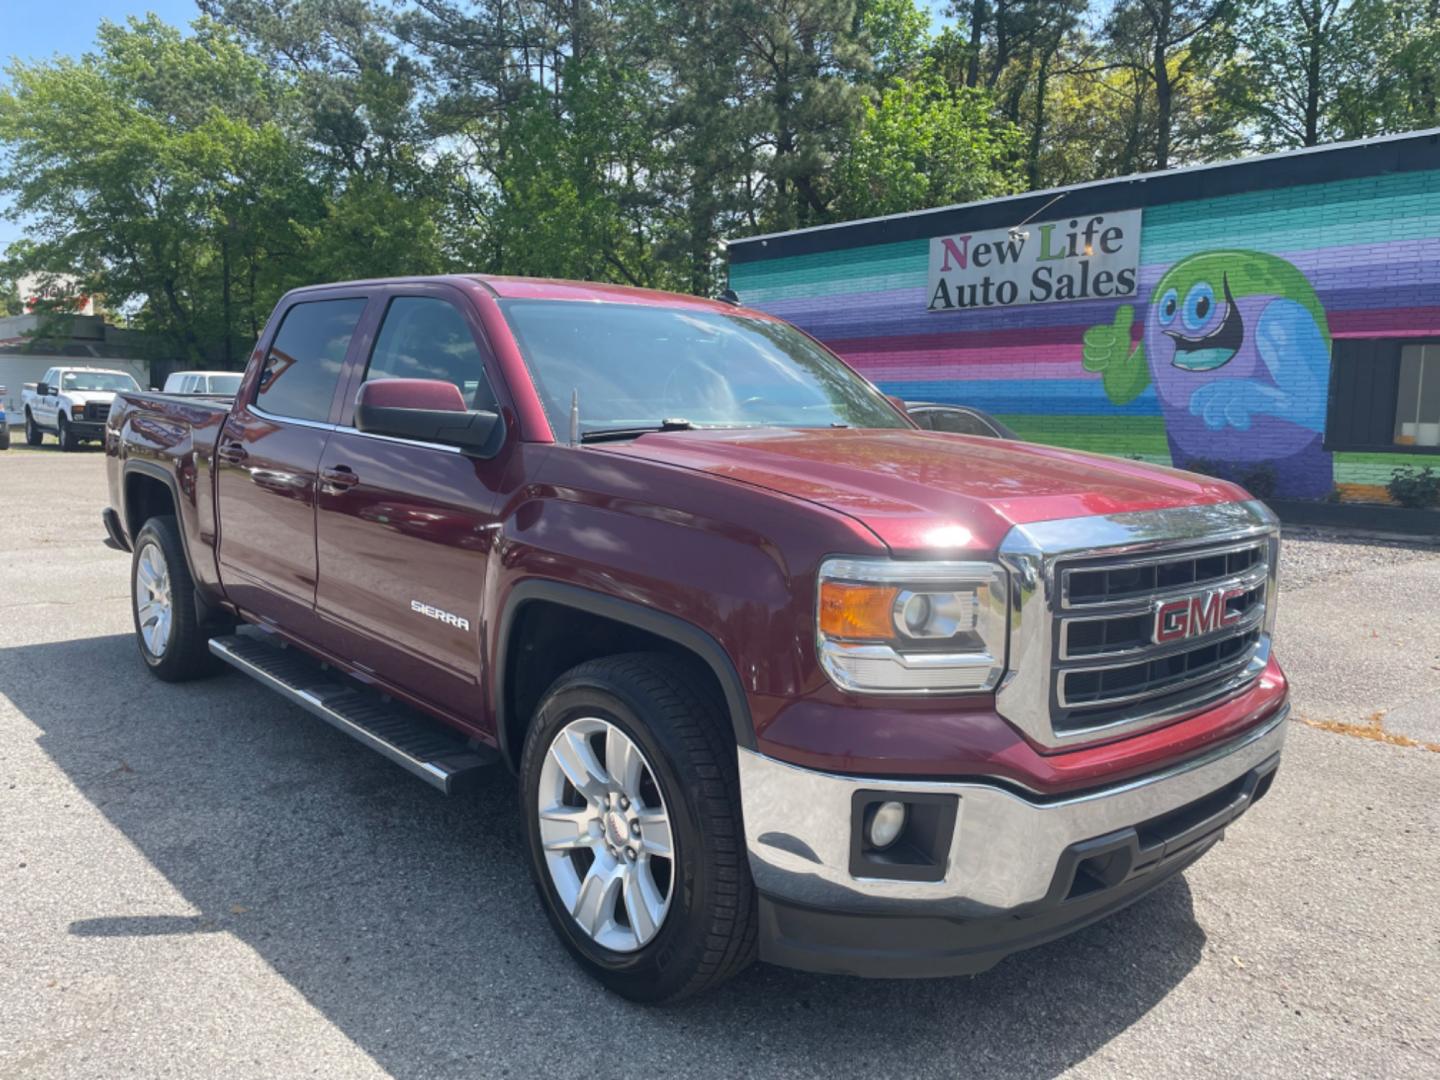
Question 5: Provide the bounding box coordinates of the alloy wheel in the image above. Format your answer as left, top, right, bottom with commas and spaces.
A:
135, 541, 173, 658
536, 716, 674, 952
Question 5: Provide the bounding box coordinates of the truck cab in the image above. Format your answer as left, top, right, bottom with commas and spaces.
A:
103, 275, 1289, 1001
24, 366, 140, 450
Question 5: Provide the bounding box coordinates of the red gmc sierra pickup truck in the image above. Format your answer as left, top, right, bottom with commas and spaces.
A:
104, 275, 1289, 1002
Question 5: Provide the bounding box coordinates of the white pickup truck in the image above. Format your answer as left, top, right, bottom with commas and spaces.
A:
22, 366, 142, 450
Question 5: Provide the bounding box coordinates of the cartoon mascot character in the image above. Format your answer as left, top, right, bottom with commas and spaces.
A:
1083, 250, 1333, 498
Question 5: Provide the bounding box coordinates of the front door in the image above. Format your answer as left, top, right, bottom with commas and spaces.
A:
314, 287, 512, 724
215, 296, 369, 637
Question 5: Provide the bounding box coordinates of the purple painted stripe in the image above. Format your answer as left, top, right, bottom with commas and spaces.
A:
843, 354, 1084, 381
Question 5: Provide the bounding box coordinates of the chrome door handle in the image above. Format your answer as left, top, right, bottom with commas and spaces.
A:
320, 465, 360, 490
217, 442, 248, 465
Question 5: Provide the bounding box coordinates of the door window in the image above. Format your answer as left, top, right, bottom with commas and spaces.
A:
924, 407, 1000, 438
363, 296, 497, 411
255, 299, 367, 422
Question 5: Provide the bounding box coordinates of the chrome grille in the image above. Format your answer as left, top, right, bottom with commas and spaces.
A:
1051, 538, 1270, 733
997, 501, 1280, 750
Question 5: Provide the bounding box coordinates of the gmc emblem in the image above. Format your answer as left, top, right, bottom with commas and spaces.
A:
1153, 587, 1244, 644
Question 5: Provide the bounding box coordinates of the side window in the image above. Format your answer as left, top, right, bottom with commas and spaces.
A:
256, 298, 367, 422
909, 409, 935, 430
364, 296, 497, 412
929, 408, 998, 438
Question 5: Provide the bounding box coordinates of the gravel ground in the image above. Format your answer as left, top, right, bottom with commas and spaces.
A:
1278, 528, 1440, 593
2, 448, 1438, 1079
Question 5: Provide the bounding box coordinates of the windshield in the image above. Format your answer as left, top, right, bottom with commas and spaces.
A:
62, 371, 140, 393
209, 374, 243, 395
500, 300, 905, 437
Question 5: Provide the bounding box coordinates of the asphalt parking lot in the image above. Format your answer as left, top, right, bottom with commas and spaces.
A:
2, 445, 1438, 1079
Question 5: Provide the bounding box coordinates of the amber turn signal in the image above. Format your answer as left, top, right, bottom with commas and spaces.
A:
818, 581, 900, 641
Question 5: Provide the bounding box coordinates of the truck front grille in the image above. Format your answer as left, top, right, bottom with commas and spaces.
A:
996, 502, 1280, 750
1049, 539, 1270, 735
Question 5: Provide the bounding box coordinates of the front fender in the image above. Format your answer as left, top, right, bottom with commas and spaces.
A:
489, 445, 887, 753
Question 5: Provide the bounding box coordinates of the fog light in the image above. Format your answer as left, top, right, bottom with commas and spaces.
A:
867, 801, 907, 849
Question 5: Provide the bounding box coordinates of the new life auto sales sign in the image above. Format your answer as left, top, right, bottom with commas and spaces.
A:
927, 209, 1143, 312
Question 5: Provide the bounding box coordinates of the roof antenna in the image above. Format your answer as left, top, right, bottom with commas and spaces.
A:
718, 288, 741, 306
569, 388, 580, 445
1007, 190, 1067, 242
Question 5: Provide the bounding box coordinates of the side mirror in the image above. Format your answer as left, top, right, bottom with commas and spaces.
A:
355, 379, 503, 455
37, 382, 51, 397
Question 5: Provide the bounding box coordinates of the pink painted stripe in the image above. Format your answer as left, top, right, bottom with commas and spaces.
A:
1330, 307, 1440, 336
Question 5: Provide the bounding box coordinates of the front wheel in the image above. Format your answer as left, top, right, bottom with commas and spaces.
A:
520, 654, 756, 1002
57, 414, 77, 451
25, 411, 42, 446
130, 515, 222, 682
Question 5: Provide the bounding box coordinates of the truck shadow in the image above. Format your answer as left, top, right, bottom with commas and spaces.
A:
4, 633, 1205, 1079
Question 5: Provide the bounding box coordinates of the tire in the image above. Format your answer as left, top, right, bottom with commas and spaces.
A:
25, 410, 42, 446
519, 653, 756, 1003
0, 428, 9, 450
130, 515, 222, 682
58, 414, 77, 452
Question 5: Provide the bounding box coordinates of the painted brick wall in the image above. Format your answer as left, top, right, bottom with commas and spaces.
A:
731, 165, 1440, 502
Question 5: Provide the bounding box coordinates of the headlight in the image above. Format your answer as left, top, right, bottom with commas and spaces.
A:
816, 558, 1008, 693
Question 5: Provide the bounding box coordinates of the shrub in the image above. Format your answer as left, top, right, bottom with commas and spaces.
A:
1177, 458, 1278, 499
1386, 466, 1440, 509
1235, 463, 1278, 499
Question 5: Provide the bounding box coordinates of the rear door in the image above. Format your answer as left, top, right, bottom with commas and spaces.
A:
313, 284, 511, 724
215, 295, 370, 638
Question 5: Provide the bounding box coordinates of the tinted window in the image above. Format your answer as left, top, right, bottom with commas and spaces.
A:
923, 407, 999, 438
256, 299, 366, 422
501, 300, 904, 436
363, 296, 496, 411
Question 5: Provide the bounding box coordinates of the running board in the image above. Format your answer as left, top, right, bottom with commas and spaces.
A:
208, 633, 497, 794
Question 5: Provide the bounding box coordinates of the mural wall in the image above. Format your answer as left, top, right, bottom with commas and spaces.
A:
730, 166, 1440, 502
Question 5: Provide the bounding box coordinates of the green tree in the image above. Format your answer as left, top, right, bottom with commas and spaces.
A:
834, 65, 1023, 217
1232, 0, 1368, 148
0, 16, 320, 364
1102, 0, 1235, 169
1340, 0, 1440, 135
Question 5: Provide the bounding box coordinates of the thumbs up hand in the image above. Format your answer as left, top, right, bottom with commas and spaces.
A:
1083, 305, 1135, 373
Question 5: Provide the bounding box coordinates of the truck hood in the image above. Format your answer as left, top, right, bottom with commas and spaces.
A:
62, 389, 119, 405
600, 427, 1246, 554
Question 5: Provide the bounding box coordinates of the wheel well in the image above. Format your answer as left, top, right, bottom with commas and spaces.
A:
502, 600, 731, 770
124, 470, 176, 538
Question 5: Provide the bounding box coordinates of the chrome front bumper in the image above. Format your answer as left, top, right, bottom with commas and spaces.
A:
739, 704, 1288, 918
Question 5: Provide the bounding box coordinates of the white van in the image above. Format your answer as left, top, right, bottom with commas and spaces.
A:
163, 371, 244, 396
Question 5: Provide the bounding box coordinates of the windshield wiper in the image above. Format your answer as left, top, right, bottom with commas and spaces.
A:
580, 418, 695, 443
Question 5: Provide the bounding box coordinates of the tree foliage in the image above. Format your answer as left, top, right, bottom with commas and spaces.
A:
2, 0, 1438, 364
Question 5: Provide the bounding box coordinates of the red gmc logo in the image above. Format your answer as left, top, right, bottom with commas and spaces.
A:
1153, 587, 1244, 644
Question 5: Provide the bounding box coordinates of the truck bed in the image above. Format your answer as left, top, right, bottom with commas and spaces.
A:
105, 389, 235, 560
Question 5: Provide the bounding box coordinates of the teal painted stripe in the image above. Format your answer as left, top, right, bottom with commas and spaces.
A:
732, 168, 1440, 304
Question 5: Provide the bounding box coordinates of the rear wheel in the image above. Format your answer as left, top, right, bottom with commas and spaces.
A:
520, 654, 756, 1002
57, 414, 77, 452
130, 515, 222, 682
25, 410, 42, 446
